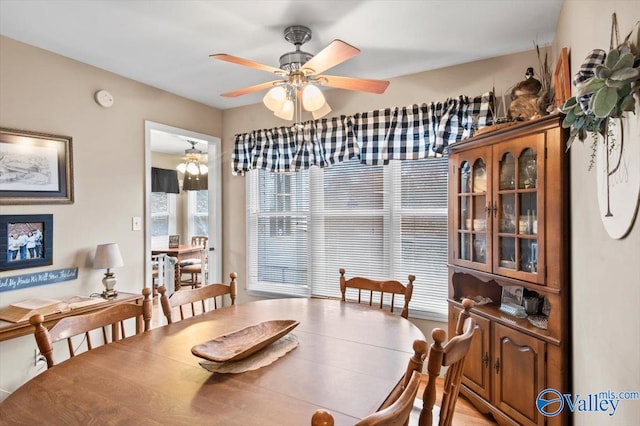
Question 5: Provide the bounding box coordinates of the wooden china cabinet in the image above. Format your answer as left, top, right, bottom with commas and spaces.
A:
447, 115, 570, 426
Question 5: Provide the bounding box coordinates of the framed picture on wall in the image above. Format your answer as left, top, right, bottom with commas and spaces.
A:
553, 47, 571, 108
0, 128, 74, 204
0, 214, 53, 271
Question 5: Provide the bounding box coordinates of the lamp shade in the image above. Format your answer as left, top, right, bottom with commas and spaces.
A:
94, 243, 124, 269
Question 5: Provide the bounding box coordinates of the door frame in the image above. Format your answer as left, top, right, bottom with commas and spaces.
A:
144, 121, 222, 289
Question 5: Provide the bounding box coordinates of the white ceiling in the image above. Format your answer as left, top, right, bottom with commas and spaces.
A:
0, 0, 564, 112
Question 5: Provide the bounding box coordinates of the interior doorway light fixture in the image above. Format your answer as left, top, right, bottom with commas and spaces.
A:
176, 141, 208, 176
262, 73, 332, 122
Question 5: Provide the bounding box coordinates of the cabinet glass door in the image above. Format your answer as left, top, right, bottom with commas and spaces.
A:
494, 141, 544, 282
454, 152, 491, 272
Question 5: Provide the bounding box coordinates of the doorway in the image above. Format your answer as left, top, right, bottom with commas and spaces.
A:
144, 121, 222, 291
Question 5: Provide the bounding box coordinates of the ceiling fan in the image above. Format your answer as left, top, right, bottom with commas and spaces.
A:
210, 25, 390, 120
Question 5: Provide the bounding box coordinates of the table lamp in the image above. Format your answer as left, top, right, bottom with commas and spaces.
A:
94, 243, 124, 299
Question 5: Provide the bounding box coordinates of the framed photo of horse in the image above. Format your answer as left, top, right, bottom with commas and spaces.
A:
0, 128, 74, 204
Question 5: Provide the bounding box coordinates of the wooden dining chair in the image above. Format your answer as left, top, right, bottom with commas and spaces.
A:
311, 370, 421, 426
180, 235, 209, 288
29, 288, 152, 369
410, 298, 476, 426
158, 272, 237, 324
339, 268, 415, 318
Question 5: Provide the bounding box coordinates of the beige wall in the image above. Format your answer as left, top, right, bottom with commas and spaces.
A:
554, 1, 640, 424
0, 36, 222, 397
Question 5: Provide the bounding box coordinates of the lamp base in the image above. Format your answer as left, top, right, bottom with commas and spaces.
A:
101, 272, 118, 299
101, 289, 118, 299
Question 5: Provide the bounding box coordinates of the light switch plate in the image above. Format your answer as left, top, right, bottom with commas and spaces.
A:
132, 216, 141, 231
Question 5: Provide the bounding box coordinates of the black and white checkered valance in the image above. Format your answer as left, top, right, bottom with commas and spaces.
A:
232, 92, 493, 175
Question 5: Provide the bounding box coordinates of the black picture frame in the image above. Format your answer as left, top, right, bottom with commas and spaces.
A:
0, 128, 74, 204
0, 214, 53, 271
501, 285, 524, 307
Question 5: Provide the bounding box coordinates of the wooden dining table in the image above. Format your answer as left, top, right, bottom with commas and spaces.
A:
0, 298, 425, 425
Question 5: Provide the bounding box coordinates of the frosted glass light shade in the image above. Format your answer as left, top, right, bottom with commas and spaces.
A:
263, 86, 287, 112
198, 164, 209, 174
312, 101, 332, 119
176, 163, 187, 173
302, 84, 325, 112
186, 161, 200, 175
274, 99, 294, 120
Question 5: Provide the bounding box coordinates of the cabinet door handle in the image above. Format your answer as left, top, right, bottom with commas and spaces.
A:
494, 358, 500, 374
493, 201, 498, 218
482, 352, 489, 368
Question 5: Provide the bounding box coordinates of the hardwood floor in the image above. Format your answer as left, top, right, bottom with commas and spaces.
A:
150, 298, 495, 424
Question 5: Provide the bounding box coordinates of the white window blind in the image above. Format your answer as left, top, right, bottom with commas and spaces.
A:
187, 190, 209, 239
247, 170, 310, 297
151, 192, 176, 237
246, 156, 449, 320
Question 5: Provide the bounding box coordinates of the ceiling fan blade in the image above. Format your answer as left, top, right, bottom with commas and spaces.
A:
301, 40, 360, 75
210, 53, 283, 75
221, 80, 283, 97
318, 75, 390, 94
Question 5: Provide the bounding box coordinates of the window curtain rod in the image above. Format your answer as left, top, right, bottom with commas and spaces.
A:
232, 92, 494, 175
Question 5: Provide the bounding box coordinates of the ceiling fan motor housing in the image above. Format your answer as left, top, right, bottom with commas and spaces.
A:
280, 25, 314, 72
279, 51, 313, 72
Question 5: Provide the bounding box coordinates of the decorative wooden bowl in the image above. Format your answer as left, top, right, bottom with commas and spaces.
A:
191, 320, 300, 362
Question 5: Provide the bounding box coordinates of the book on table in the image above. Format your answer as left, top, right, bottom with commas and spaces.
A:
0, 296, 105, 323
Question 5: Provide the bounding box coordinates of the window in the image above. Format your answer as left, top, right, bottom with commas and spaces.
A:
187, 190, 209, 238
246, 156, 449, 320
150, 192, 176, 238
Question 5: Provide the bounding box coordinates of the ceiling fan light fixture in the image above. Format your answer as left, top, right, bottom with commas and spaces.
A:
274, 99, 295, 120
211, 24, 389, 124
263, 86, 287, 111
302, 84, 325, 112
186, 161, 200, 175
312, 101, 332, 119
177, 141, 208, 177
